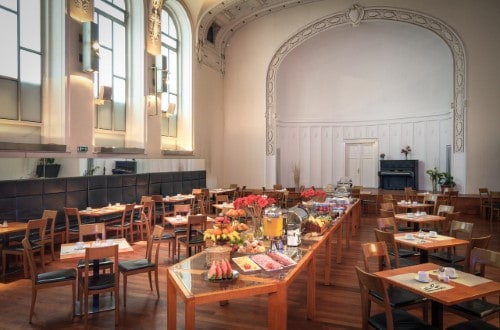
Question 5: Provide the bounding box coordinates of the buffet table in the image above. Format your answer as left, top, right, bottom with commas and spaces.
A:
166, 200, 359, 329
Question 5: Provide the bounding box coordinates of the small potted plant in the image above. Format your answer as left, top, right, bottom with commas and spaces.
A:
426, 167, 443, 193
379, 153, 386, 160
439, 172, 456, 192
36, 158, 61, 178
401, 146, 411, 160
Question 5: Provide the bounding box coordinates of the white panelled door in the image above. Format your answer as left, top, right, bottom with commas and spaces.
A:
345, 142, 378, 188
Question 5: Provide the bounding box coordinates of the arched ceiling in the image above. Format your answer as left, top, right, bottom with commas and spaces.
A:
196, 0, 320, 73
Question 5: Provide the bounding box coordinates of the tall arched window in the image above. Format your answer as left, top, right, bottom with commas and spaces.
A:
94, 0, 127, 132
0, 0, 42, 133
160, 3, 192, 153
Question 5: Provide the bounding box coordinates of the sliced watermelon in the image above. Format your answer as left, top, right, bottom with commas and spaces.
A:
220, 259, 228, 279
215, 261, 223, 280
224, 259, 233, 278
207, 261, 217, 280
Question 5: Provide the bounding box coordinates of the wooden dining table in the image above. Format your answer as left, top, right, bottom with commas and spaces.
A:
375, 262, 500, 329
395, 213, 446, 231
394, 232, 469, 263
79, 204, 143, 222
166, 202, 353, 329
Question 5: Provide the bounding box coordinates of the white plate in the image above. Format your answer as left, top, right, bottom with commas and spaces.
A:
414, 275, 431, 283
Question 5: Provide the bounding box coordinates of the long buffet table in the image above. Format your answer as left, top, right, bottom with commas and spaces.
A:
166, 199, 360, 329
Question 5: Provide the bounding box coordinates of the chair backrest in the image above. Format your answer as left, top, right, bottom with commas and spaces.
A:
376, 217, 398, 233
26, 218, 48, 242
361, 241, 391, 273
186, 215, 207, 239
404, 187, 416, 202
273, 184, 283, 190
382, 194, 393, 203
215, 194, 229, 204
79, 223, 106, 241
83, 244, 119, 287
142, 200, 155, 224
22, 238, 38, 284
479, 188, 489, 199
140, 195, 152, 204
351, 187, 361, 198
41, 210, 57, 236
64, 207, 82, 227
436, 204, 454, 216
373, 228, 401, 268
464, 235, 491, 273
146, 225, 164, 263
121, 204, 136, 225
449, 219, 474, 240
469, 247, 500, 277
174, 204, 191, 216
355, 266, 394, 330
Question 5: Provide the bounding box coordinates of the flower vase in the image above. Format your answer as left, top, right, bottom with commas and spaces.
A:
252, 216, 263, 240
432, 180, 438, 193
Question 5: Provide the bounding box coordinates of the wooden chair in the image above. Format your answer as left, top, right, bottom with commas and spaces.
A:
174, 203, 191, 216
351, 186, 361, 198
478, 188, 490, 218
3, 218, 47, 280
355, 266, 434, 330
360, 241, 429, 323
379, 204, 411, 232
436, 204, 454, 216
77, 223, 113, 280
40, 210, 58, 261
151, 195, 168, 226
489, 191, 500, 226
22, 238, 76, 323
362, 189, 381, 215
176, 215, 207, 260
382, 194, 393, 203
445, 235, 491, 273
429, 219, 473, 265
132, 200, 154, 241
64, 207, 83, 243
105, 204, 135, 242
375, 220, 416, 258
119, 224, 164, 306
422, 193, 438, 215
214, 194, 229, 214
448, 248, 500, 324
78, 244, 120, 328
373, 229, 416, 268
404, 187, 417, 202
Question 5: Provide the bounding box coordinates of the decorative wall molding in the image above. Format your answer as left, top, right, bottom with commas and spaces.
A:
266, 4, 467, 155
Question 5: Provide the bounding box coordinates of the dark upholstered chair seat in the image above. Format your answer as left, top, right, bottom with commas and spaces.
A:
81, 273, 116, 290
178, 235, 204, 245
154, 232, 175, 241
36, 268, 76, 285
450, 299, 500, 318
369, 309, 437, 330
107, 222, 130, 228
446, 319, 500, 330
119, 258, 154, 272
370, 286, 427, 309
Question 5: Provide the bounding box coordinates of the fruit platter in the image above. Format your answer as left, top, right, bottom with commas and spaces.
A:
205, 259, 239, 282
250, 251, 297, 271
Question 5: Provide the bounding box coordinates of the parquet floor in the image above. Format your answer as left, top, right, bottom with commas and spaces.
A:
0, 213, 498, 329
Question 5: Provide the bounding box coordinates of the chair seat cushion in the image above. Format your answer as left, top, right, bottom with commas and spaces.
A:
119, 258, 155, 272
369, 309, 436, 330
450, 299, 500, 318
81, 273, 116, 290
446, 319, 500, 330
178, 235, 204, 245
77, 258, 114, 269
154, 232, 175, 241
370, 287, 427, 308
107, 222, 130, 228
36, 268, 76, 284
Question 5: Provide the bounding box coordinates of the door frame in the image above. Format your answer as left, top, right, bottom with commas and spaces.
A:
344, 139, 378, 188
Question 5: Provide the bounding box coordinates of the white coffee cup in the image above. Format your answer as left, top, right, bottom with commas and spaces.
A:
444, 267, 457, 278
405, 233, 413, 239
106, 239, 114, 246
115, 202, 120, 206
86, 206, 92, 211
429, 231, 437, 237
76, 241, 84, 250
176, 214, 182, 220
418, 271, 429, 282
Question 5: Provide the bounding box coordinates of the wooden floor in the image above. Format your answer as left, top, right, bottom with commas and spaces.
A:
0, 213, 498, 329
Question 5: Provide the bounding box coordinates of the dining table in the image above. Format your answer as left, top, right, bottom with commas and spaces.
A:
164, 215, 215, 228
79, 204, 143, 222
394, 232, 469, 263
163, 194, 196, 204
60, 238, 133, 314
212, 202, 234, 215
396, 201, 436, 212
395, 212, 446, 231
166, 200, 354, 329
374, 262, 500, 329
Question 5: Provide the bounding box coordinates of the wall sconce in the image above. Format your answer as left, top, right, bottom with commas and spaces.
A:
149, 55, 169, 115
69, 0, 94, 23
95, 86, 112, 105
81, 22, 99, 72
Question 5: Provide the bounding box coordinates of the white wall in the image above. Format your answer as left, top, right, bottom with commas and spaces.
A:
220, 0, 500, 193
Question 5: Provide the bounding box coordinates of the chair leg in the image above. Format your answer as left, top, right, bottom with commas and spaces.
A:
2, 251, 6, 281
72, 281, 76, 317
29, 288, 37, 323
155, 270, 160, 298
114, 286, 119, 326
123, 275, 127, 307
148, 271, 153, 291
51, 239, 56, 261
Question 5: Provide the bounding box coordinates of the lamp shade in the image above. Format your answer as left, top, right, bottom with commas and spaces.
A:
69, 0, 94, 23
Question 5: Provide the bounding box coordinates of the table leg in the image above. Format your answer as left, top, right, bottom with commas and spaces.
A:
92, 259, 99, 311
268, 284, 287, 330
185, 300, 196, 330
420, 250, 429, 264
431, 300, 443, 329
324, 233, 332, 285
167, 272, 177, 329
336, 222, 343, 264
307, 255, 316, 320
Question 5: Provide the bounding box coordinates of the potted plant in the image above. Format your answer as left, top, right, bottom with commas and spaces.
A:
439, 172, 456, 192
380, 153, 386, 160
36, 158, 61, 178
425, 167, 443, 193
